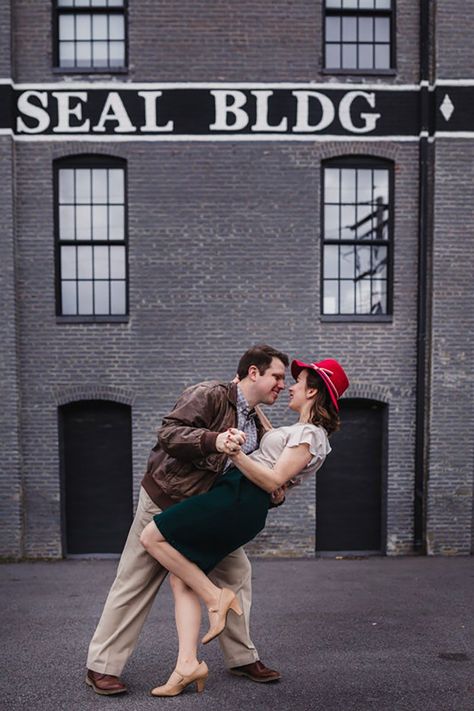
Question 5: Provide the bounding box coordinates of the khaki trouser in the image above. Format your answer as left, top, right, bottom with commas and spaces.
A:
87, 486, 259, 676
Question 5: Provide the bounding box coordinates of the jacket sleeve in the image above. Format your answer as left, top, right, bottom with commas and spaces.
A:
157, 384, 224, 462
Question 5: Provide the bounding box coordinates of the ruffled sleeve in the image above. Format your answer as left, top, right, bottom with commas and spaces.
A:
285, 424, 331, 468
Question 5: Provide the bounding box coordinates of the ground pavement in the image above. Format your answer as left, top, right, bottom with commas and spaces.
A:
1, 556, 473, 711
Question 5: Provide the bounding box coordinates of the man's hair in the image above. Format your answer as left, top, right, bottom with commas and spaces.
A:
237, 344, 289, 380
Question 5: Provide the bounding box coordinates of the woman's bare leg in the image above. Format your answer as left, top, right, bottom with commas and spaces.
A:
140, 521, 221, 610
169, 574, 201, 674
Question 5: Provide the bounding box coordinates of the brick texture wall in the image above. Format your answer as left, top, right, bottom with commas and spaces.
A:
3, 1, 473, 558
436, 0, 474, 78
0, 138, 23, 559
0, 1, 11, 77
12, 137, 419, 558
12, 0, 418, 84
0, 6, 22, 558
424, 0, 474, 555
426, 142, 474, 554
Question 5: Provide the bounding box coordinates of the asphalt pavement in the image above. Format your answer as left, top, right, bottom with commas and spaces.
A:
1, 556, 473, 711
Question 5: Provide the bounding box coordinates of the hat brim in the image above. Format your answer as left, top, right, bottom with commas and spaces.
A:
290, 359, 340, 411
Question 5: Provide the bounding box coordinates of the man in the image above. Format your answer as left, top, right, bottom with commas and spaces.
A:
86, 344, 289, 695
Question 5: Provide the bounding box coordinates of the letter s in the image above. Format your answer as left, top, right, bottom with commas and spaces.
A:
17, 91, 50, 134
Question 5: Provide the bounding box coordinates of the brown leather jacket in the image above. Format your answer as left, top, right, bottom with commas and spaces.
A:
141, 380, 265, 510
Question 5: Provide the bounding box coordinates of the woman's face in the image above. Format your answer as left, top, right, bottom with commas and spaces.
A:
288, 369, 311, 412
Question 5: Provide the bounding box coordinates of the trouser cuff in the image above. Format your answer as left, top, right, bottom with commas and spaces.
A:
87, 662, 125, 677
225, 652, 260, 669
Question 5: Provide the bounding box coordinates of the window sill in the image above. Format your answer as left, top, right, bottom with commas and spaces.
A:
320, 315, 393, 323
56, 315, 129, 324
320, 69, 397, 77
52, 67, 129, 76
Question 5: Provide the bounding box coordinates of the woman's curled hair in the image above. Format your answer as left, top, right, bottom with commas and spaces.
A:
305, 370, 340, 436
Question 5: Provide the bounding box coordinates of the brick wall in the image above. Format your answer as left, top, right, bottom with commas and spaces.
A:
12, 0, 419, 84
0, 136, 23, 558
12, 137, 419, 557
423, 0, 474, 554
0, 0, 22, 559
426, 140, 474, 554
0, 1, 11, 77
435, 0, 474, 78
3, 1, 473, 558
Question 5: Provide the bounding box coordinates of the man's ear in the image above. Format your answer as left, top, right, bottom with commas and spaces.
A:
248, 365, 259, 381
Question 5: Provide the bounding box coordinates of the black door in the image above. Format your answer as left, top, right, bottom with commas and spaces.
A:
59, 400, 133, 555
316, 399, 386, 553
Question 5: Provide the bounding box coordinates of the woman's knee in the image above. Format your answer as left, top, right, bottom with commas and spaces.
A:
139, 521, 157, 549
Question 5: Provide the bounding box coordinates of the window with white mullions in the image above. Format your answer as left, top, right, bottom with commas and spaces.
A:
324, 0, 394, 72
55, 157, 128, 318
55, 0, 127, 70
322, 159, 393, 316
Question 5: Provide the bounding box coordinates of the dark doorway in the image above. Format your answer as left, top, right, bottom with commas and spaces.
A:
316, 399, 386, 553
59, 400, 133, 555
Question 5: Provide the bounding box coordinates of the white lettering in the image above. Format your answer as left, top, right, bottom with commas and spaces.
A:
251, 90, 287, 132
292, 91, 335, 132
52, 92, 90, 133
209, 90, 249, 131
338, 91, 381, 134
92, 92, 137, 133
16, 91, 50, 133
138, 91, 174, 132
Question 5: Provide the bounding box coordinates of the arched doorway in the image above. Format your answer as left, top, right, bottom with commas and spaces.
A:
59, 400, 133, 555
316, 398, 387, 553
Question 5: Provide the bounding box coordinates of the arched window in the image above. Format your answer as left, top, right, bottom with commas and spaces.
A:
321, 156, 393, 317
54, 155, 128, 320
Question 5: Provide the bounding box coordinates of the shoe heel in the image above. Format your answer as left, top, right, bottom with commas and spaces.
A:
196, 676, 207, 693
229, 597, 243, 616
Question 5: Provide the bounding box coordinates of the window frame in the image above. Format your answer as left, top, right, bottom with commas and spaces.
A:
53, 0, 129, 74
322, 0, 396, 76
320, 156, 394, 321
54, 155, 130, 322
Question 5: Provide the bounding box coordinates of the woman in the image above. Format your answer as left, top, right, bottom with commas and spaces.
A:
140, 357, 349, 696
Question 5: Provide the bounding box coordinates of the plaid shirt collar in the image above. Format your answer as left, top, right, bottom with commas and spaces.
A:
236, 386, 256, 423
233, 385, 258, 458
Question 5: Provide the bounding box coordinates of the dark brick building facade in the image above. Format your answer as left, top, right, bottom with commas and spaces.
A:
1, 1, 473, 559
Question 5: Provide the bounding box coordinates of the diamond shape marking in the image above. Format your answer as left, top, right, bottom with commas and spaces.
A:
440, 94, 454, 122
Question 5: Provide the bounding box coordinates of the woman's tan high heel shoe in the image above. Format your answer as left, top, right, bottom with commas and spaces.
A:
202, 588, 243, 645
150, 661, 209, 697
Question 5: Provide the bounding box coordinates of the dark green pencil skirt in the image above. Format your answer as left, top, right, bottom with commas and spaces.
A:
153, 467, 270, 574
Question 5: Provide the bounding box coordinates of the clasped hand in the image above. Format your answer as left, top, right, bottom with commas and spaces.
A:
216, 428, 286, 505
216, 427, 246, 455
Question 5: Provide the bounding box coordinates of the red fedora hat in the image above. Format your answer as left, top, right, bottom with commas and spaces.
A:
290, 358, 349, 411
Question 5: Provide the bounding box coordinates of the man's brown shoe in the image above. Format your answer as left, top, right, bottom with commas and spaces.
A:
229, 660, 281, 683
86, 670, 127, 695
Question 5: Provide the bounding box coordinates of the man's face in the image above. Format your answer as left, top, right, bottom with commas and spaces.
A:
253, 357, 286, 405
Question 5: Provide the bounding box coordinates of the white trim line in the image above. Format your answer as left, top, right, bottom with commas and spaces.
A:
12, 133, 423, 142
2, 77, 474, 89
435, 131, 474, 139
435, 79, 474, 86
4, 79, 421, 91
8, 132, 474, 142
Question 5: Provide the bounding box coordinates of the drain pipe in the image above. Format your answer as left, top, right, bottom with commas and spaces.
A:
414, 0, 433, 553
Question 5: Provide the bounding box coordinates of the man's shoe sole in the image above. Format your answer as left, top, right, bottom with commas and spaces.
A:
85, 675, 127, 695
229, 670, 281, 683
